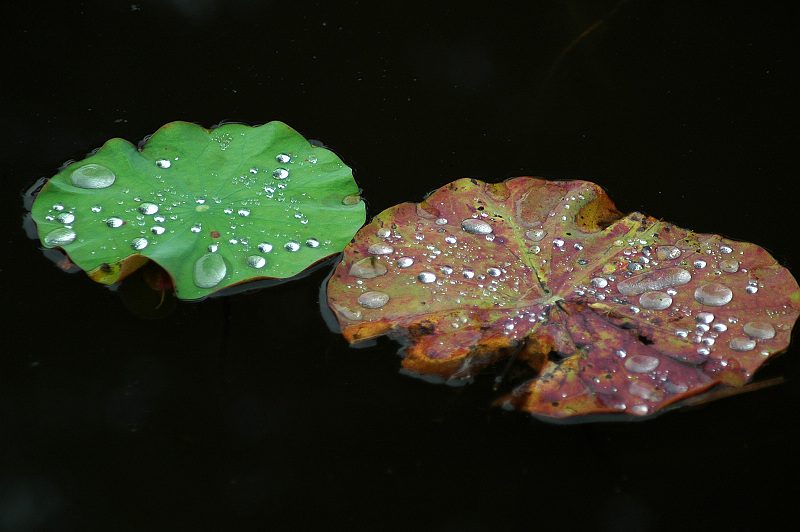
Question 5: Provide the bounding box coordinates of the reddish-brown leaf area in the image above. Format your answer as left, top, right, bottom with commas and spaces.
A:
326, 177, 800, 420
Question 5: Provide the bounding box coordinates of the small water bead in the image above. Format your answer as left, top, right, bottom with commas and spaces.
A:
460, 218, 492, 235
487, 267, 502, 277
655, 246, 681, 260
238, 208, 251, 217
368, 243, 394, 255
694, 283, 733, 306
131, 237, 148, 250
257, 242, 273, 253
56, 212, 75, 224
138, 203, 159, 215
591, 278, 608, 289
435, 218, 448, 225
418, 271, 436, 283
624, 354, 660, 373
712, 323, 728, 332
444, 236, 457, 245
156, 159, 171, 168
208, 243, 219, 252
627, 263, 643, 272
396, 257, 414, 268
276, 153, 291, 164
730, 337, 756, 351
284, 241, 301, 252
91, 205, 102, 213
697, 347, 711, 355
106, 217, 124, 228
306, 238, 320, 248
720, 245, 733, 254
676, 329, 689, 338
485, 234, 495, 242
246, 255, 266, 269
307, 155, 318, 164
553, 238, 564, 248
151, 226, 165, 235
441, 266, 454, 275
357, 291, 390, 309
693, 259, 707, 269
53, 203, 65, 211
273, 168, 289, 179
193, 253, 227, 288
696, 323, 710, 333
617, 267, 692, 296
574, 243, 584, 251
190, 223, 202, 233
639, 291, 673, 310
745, 285, 758, 294
44, 227, 77, 246
70, 164, 116, 189
195, 197, 206, 205
463, 269, 475, 279
376, 227, 391, 238
743, 321, 776, 339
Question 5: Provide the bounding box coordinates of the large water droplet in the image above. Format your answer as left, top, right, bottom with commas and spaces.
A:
591, 277, 608, 289
257, 242, 273, 253
368, 243, 394, 255
194, 253, 227, 288
156, 159, 171, 168
238, 208, 250, 217
418, 271, 436, 283
273, 168, 289, 179
246, 255, 266, 269
106, 217, 124, 228
357, 291, 390, 309
396, 257, 414, 268
56, 212, 75, 224
44, 227, 76, 246
306, 238, 320, 248
131, 237, 148, 250
525, 229, 546, 241
617, 267, 692, 296
376, 227, 391, 238
719, 258, 739, 273
139, 203, 159, 215
694, 283, 733, 306
487, 267, 502, 277
284, 241, 300, 252
151, 226, 165, 235
639, 291, 673, 310
460, 218, 492, 235
624, 354, 660, 373
276, 153, 291, 164
729, 337, 756, 352
70, 164, 116, 189
655, 246, 681, 260
695, 311, 715, 324
349, 256, 388, 279
743, 321, 776, 339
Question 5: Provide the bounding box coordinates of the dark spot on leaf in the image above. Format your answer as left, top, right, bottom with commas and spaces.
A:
210, 231, 220, 239
638, 333, 654, 345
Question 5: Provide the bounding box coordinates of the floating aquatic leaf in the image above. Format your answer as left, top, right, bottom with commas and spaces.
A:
30, 121, 365, 300
326, 177, 800, 420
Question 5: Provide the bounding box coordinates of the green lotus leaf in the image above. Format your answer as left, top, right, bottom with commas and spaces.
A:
30, 121, 366, 300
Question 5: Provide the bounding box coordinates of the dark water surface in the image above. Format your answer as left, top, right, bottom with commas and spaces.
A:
2, 1, 798, 530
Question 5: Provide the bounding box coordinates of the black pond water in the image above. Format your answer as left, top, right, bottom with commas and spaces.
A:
2, 1, 798, 530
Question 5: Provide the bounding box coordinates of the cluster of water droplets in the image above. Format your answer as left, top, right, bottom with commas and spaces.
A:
41, 147, 332, 291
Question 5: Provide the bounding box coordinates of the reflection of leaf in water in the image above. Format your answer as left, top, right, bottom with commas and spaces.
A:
326, 177, 800, 421
30, 121, 365, 300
